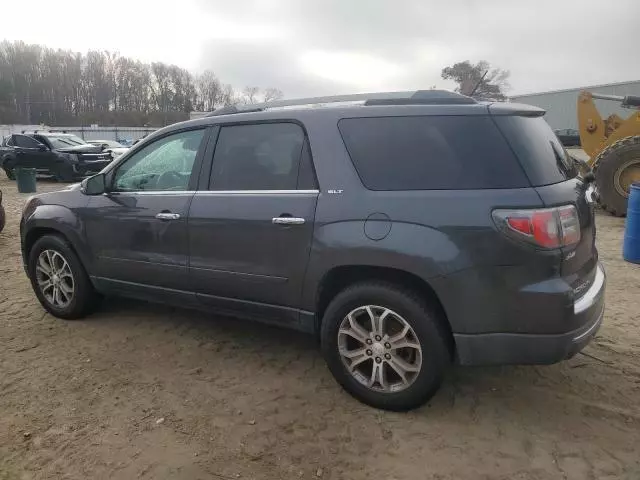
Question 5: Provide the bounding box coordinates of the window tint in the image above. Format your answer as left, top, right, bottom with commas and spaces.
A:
338, 116, 529, 191
494, 116, 577, 186
13, 135, 43, 149
113, 129, 204, 191
209, 123, 306, 190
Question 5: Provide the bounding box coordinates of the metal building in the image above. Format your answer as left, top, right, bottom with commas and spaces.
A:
510, 80, 640, 130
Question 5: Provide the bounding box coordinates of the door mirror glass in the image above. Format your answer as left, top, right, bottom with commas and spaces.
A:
81, 173, 106, 195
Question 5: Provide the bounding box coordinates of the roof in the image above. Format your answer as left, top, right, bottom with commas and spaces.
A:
510, 79, 640, 99
206, 90, 476, 117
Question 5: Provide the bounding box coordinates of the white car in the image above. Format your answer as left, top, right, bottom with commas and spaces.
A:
87, 140, 129, 158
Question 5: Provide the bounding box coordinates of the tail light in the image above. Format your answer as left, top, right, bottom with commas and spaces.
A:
492, 205, 580, 249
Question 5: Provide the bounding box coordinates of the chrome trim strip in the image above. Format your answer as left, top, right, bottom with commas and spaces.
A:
195, 190, 320, 195
574, 263, 605, 315
107, 190, 319, 195
107, 191, 196, 195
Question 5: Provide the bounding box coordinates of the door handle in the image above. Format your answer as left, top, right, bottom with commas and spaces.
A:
156, 212, 181, 220
272, 216, 305, 225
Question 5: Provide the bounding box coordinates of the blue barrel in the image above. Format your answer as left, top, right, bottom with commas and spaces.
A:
16, 167, 37, 193
623, 183, 640, 263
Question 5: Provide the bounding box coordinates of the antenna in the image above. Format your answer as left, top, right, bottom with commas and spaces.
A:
469, 70, 488, 97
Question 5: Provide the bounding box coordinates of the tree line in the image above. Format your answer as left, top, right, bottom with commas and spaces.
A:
0, 41, 283, 127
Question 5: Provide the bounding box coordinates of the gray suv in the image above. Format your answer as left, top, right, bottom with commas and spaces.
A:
20, 90, 605, 411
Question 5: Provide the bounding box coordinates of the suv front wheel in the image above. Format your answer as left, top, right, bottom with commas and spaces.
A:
321, 282, 450, 411
27, 234, 100, 319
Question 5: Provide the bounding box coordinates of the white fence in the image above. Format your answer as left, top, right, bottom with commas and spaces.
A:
0, 125, 157, 144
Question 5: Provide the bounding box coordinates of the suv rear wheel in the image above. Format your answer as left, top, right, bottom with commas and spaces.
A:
320, 282, 450, 411
27, 234, 100, 319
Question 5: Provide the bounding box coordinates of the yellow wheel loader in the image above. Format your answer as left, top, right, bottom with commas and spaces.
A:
578, 91, 640, 216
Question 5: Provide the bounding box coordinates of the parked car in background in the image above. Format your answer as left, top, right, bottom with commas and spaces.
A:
87, 139, 129, 158
20, 90, 605, 411
555, 128, 581, 147
0, 132, 113, 181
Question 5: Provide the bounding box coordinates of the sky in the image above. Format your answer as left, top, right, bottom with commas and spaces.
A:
2, 0, 639, 98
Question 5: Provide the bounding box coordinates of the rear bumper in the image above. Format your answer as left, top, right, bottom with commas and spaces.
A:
455, 263, 605, 366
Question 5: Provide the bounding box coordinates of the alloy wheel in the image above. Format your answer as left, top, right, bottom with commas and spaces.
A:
35, 249, 75, 308
338, 305, 422, 393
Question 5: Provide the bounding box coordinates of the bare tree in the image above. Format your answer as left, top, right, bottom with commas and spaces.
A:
0, 40, 284, 125
441, 60, 510, 100
241, 86, 260, 104
195, 70, 223, 111
263, 87, 283, 103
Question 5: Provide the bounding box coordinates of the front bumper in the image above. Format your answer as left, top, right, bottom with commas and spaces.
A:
73, 160, 112, 176
454, 263, 606, 366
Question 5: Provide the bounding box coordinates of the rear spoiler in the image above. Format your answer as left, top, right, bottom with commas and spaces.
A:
488, 102, 546, 117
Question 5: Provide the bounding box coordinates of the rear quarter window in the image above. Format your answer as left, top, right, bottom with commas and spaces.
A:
338, 115, 529, 190
493, 116, 577, 186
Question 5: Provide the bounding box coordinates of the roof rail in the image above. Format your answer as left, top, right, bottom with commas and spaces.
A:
206, 90, 475, 117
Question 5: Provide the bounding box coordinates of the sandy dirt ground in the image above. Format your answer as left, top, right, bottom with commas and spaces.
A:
1, 175, 639, 480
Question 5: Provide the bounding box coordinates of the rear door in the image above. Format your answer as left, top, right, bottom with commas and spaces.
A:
188, 122, 319, 324
493, 114, 597, 283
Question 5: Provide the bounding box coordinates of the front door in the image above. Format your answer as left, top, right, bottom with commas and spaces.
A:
188, 122, 319, 324
12, 134, 51, 171
84, 128, 208, 296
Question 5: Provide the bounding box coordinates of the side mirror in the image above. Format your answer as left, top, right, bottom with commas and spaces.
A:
81, 173, 106, 195
38, 144, 48, 152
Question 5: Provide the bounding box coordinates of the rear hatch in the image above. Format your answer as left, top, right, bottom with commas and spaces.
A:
491, 108, 598, 294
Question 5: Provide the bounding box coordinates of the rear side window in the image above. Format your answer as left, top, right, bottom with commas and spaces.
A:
338, 116, 529, 190
493, 116, 577, 186
209, 123, 309, 190
13, 134, 42, 148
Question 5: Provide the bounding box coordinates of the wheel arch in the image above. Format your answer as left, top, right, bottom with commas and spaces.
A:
315, 265, 455, 357
22, 212, 93, 273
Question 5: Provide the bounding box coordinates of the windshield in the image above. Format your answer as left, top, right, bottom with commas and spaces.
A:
46, 135, 88, 148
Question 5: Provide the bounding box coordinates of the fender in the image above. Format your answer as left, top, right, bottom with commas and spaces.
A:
22, 204, 94, 271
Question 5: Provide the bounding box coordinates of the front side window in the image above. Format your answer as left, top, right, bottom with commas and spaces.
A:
209, 123, 306, 190
113, 129, 204, 192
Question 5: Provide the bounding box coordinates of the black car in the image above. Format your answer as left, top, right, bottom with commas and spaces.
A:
0, 132, 113, 181
20, 90, 605, 411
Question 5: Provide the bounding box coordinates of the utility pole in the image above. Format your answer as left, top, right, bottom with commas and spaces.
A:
26, 92, 31, 124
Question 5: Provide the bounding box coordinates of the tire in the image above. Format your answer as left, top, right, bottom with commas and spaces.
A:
27, 234, 100, 319
0, 205, 5, 233
593, 135, 640, 217
320, 282, 450, 411
3, 162, 15, 180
